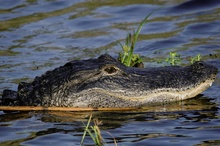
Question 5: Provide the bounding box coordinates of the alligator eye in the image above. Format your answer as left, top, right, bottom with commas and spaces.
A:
104, 66, 118, 74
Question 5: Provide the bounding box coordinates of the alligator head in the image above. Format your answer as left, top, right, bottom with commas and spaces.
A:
1, 54, 218, 108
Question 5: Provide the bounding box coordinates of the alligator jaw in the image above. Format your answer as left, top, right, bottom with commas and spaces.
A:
75, 79, 215, 106
141, 79, 215, 104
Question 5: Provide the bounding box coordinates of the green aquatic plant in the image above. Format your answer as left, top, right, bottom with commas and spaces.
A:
117, 10, 204, 67
81, 115, 118, 146
118, 11, 155, 67
165, 52, 181, 65
190, 54, 201, 64
162, 52, 203, 65
81, 115, 104, 146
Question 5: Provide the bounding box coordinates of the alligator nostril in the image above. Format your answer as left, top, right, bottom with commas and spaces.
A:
104, 66, 117, 74
198, 62, 204, 66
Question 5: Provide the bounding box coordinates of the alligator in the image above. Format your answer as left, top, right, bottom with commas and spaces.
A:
0, 54, 218, 108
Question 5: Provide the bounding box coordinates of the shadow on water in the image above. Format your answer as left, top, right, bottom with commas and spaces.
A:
0, 95, 219, 145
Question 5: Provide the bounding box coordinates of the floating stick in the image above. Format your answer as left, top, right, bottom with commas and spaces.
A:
0, 106, 137, 111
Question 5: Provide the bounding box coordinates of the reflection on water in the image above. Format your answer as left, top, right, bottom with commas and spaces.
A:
0, 96, 219, 145
0, 0, 220, 145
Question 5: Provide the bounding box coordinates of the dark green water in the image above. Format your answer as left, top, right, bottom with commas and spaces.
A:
0, 0, 220, 145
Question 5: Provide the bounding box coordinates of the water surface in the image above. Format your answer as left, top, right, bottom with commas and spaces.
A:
0, 0, 220, 145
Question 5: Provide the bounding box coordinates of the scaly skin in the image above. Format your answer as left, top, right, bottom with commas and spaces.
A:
1, 54, 218, 107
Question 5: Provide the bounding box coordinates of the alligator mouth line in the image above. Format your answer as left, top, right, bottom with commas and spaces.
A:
85, 78, 215, 104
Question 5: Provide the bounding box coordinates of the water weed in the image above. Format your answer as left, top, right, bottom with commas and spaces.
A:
118, 11, 155, 67
165, 52, 181, 65
117, 10, 203, 67
81, 115, 104, 146
164, 52, 202, 65
81, 115, 117, 146
190, 54, 201, 64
